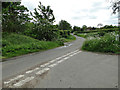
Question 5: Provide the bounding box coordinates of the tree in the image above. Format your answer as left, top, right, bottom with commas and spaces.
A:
97, 23, 103, 28
82, 25, 87, 31
103, 25, 114, 29
30, 2, 57, 41
31, 2, 55, 25
73, 26, 81, 32
112, 1, 120, 26
2, 2, 30, 33
58, 20, 72, 30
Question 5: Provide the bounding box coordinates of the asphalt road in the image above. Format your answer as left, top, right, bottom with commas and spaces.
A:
35, 51, 118, 88
2, 35, 84, 79
2, 36, 118, 88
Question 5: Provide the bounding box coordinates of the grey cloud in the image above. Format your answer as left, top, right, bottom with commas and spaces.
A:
104, 18, 118, 25
88, 15, 97, 19
74, 3, 108, 14
90, 1, 109, 13
90, 6, 108, 13
92, 1, 103, 8
72, 16, 82, 20
72, 15, 97, 20
110, 15, 118, 19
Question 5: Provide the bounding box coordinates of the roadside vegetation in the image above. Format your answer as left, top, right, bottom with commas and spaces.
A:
2, 1, 119, 59
59, 35, 76, 42
2, 32, 76, 59
2, 33, 63, 58
74, 25, 120, 54
2, 2, 75, 59
82, 31, 120, 54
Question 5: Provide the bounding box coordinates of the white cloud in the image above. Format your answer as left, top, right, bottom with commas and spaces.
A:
21, 0, 118, 27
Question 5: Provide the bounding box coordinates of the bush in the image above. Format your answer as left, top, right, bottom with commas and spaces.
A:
82, 32, 120, 54
76, 28, 119, 33
2, 33, 63, 58
23, 24, 60, 41
59, 30, 71, 38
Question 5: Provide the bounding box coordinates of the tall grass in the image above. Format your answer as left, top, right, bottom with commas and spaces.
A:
82, 32, 120, 54
2, 33, 63, 58
59, 35, 76, 42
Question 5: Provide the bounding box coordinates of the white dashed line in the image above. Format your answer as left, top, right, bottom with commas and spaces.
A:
36, 68, 50, 75
49, 59, 56, 63
56, 60, 63, 64
48, 63, 58, 68
13, 76, 34, 87
40, 63, 50, 68
26, 68, 39, 74
63, 57, 69, 60
4, 49, 82, 88
4, 75, 24, 84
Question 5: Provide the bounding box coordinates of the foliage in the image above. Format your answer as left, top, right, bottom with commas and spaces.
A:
2, 33, 63, 58
1, 2, 77, 59
30, 2, 55, 24
58, 20, 72, 30
82, 32, 120, 54
72, 26, 81, 32
2, 2, 30, 33
75, 28, 119, 33
58, 35, 76, 42
82, 25, 87, 31
102, 25, 116, 29
59, 30, 71, 38
30, 2, 58, 41
112, 1, 120, 14
76, 33, 87, 38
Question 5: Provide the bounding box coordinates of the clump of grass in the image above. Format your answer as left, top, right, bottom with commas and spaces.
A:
60, 35, 76, 42
2, 33, 63, 58
82, 32, 120, 54
76, 33, 87, 38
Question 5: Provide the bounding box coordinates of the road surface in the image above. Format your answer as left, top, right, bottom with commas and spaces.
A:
2, 35, 118, 88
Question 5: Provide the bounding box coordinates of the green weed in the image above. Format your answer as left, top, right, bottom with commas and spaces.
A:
82, 32, 120, 54
2, 33, 63, 58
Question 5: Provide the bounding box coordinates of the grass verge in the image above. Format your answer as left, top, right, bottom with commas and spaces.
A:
81, 32, 120, 54
2, 33, 63, 59
2, 33, 76, 59
60, 35, 76, 42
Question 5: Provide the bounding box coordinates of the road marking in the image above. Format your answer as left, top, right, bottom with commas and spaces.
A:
36, 68, 50, 75
54, 50, 79, 61
48, 50, 79, 64
40, 63, 50, 68
3, 49, 82, 88
48, 63, 58, 68
13, 76, 34, 87
26, 68, 39, 74
49, 59, 57, 63
56, 60, 63, 64
43, 63, 50, 66
63, 57, 69, 60
4, 75, 24, 84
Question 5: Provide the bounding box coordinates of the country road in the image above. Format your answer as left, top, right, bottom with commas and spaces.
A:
2, 35, 118, 88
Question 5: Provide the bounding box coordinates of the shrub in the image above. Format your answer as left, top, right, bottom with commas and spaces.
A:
2, 33, 63, 58
59, 30, 71, 38
82, 32, 120, 54
76, 28, 119, 33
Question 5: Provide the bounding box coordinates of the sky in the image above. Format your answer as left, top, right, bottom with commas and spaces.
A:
21, 0, 118, 27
